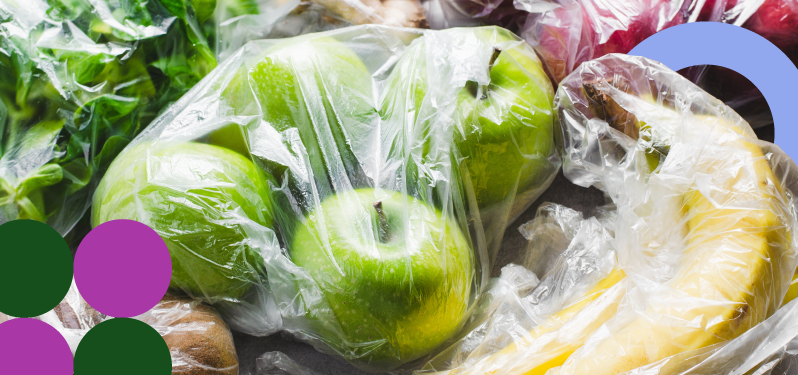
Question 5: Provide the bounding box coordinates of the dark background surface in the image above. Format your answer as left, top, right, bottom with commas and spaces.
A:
233, 125, 776, 375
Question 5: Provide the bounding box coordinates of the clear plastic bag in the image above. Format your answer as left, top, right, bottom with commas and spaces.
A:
417, 203, 623, 375
553, 53, 798, 375
211, 0, 430, 62
516, 0, 687, 85
4, 283, 241, 374
414, 52, 798, 375
138, 295, 240, 375
515, 0, 798, 130
90, 25, 560, 371
0, 0, 217, 241
249, 351, 322, 375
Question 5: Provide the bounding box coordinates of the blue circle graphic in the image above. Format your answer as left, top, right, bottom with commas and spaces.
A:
628, 22, 797, 160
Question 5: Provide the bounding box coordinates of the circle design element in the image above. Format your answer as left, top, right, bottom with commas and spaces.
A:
0, 219, 73, 318
74, 318, 171, 375
75, 220, 172, 318
0, 318, 73, 374
628, 22, 798, 160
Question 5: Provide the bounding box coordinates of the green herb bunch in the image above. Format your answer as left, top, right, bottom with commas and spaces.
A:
0, 0, 217, 235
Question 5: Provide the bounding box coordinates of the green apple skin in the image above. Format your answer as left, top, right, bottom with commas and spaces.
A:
290, 188, 473, 368
381, 26, 556, 221
231, 35, 376, 191
92, 141, 275, 302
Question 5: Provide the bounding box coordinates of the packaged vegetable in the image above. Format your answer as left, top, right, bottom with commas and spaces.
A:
0, 0, 217, 238
91, 25, 560, 371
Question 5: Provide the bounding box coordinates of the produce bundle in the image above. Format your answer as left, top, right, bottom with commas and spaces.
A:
90, 25, 560, 371
516, 0, 798, 129
415, 54, 798, 375
0, 0, 216, 238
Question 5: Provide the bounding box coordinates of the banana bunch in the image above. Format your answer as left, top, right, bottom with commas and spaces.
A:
425, 54, 798, 375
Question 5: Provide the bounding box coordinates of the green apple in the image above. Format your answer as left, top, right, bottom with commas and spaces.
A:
208, 35, 377, 191
291, 188, 473, 368
92, 141, 275, 301
380, 26, 556, 254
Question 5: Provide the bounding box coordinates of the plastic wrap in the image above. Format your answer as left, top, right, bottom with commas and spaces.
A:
516, 0, 798, 130
250, 352, 321, 375
0, 0, 217, 238
424, 0, 527, 33
516, 0, 687, 85
3, 284, 240, 374
681, 0, 798, 131
90, 25, 560, 371
212, 0, 429, 63
138, 295, 240, 375
414, 52, 798, 375
552, 54, 798, 374
417, 203, 624, 375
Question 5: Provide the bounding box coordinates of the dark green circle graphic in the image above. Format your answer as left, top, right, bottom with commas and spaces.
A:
0, 219, 73, 317
75, 318, 171, 375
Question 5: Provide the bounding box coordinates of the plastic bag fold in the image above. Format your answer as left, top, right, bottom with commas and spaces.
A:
553, 53, 798, 375
415, 52, 798, 375
0, 0, 217, 238
90, 25, 560, 371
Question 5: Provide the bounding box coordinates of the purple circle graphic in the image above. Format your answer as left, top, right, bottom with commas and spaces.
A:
0, 318, 73, 374
75, 220, 172, 317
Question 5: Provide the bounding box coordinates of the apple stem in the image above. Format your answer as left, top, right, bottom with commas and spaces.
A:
466, 48, 503, 100
373, 201, 390, 243
488, 47, 501, 70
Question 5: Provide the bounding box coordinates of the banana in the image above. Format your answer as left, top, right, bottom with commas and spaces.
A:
430, 268, 626, 375
430, 74, 795, 375
784, 270, 798, 306
549, 81, 794, 375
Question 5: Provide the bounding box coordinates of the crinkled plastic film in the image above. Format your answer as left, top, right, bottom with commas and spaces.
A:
552, 54, 798, 375
138, 295, 240, 375
413, 53, 798, 375
516, 0, 687, 85
416, 203, 623, 375
250, 351, 322, 375
90, 25, 560, 371
516, 0, 798, 129
3, 284, 241, 374
0, 0, 216, 240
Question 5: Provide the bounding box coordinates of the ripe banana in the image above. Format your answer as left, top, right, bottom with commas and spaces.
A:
430, 269, 626, 375
429, 75, 796, 375
550, 82, 794, 375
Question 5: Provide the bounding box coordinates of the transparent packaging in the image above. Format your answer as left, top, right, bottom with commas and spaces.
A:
417, 203, 623, 375
414, 53, 798, 375
0, 0, 217, 239
2, 283, 240, 374
90, 25, 560, 371
555, 53, 798, 375
515, 0, 798, 129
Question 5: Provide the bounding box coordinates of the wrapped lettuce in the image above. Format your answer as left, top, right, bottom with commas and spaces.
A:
0, 0, 216, 237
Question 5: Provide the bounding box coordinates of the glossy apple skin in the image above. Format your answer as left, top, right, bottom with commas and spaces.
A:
92, 142, 275, 301
380, 26, 556, 261
243, 36, 377, 193
290, 188, 473, 368
451, 27, 556, 221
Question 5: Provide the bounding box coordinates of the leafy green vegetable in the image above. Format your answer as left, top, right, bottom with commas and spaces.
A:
0, 0, 217, 235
